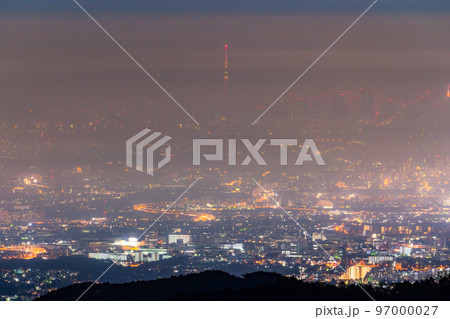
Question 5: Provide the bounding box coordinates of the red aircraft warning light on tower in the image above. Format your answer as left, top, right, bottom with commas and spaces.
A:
224, 44, 229, 86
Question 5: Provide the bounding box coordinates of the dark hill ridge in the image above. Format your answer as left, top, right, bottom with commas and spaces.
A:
37, 270, 450, 301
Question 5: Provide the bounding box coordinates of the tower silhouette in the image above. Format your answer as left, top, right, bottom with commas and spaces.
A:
224, 44, 229, 90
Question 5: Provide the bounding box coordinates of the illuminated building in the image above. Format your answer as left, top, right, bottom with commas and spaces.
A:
447, 84, 450, 98
394, 262, 406, 271
368, 254, 394, 264
312, 232, 327, 242
88, 252, 127, 261
88, 248, 169, 263
340, 263, 373, 281
145, 231, 158, 247
168, 234, 192, 245
315, 200, 333, 209
218, 243, 244, 251
443, 198, 450, 210
363, 225, 373, 232
23, 174, 42, 185
399, 246, 412, 256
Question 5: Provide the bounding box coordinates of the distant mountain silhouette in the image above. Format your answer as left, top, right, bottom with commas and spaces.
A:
37, 271, 450, 301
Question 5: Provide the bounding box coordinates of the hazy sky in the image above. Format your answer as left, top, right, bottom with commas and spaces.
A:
1, 1, 450, 123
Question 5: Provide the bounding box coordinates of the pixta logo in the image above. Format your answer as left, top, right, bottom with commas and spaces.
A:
127, 130, 325, 176
193, 139, 325, 166
126, 129, 172, 175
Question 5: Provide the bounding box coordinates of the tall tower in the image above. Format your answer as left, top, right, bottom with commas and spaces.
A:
447, 84, 450, 98
224, 44, 229, 89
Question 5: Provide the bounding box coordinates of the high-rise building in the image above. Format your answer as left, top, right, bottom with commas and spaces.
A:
340, 263, 372, 281
168, 234, 192, 245
145, 230, 158, 247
